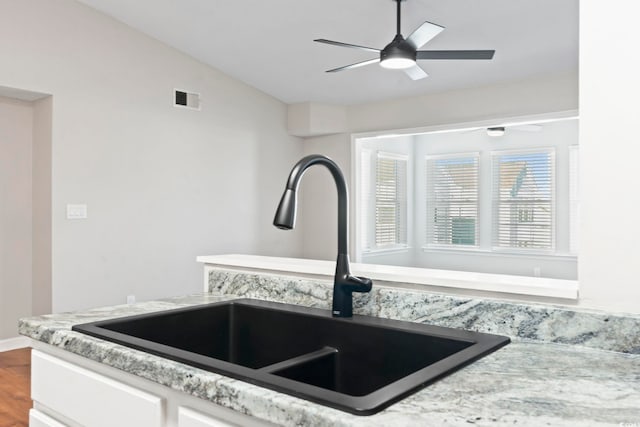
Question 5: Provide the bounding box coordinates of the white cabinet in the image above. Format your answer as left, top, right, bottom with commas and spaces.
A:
30, 345, 275, 427
179, 407, 237, 427
29, 409, 68, 427
31, 350, 163, 427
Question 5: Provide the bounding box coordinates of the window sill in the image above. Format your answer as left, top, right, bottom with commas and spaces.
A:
362, 246, 411, 256
422, 245, 578, 261
197, 254, 579, 300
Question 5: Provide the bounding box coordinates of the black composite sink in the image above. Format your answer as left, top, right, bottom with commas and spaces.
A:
72, 299, 509, 415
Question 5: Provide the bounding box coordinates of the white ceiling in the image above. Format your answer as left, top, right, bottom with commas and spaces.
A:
75, 0, 578, 105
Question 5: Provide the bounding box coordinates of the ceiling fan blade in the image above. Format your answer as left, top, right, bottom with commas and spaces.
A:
406, 21, 445, 50
403, 64, 428, 80
326, 58, 380, 73
314, 39, 380, 53
417, 50, 495, 60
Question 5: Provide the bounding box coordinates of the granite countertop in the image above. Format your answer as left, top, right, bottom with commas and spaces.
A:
20, 291, 640, 427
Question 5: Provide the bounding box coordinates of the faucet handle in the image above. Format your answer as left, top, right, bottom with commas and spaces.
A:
346, 275, 373, 293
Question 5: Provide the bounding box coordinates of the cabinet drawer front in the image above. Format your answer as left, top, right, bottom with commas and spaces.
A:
31, 350, 163, 427
29, 409, 68, 427
179, 407, 237, 427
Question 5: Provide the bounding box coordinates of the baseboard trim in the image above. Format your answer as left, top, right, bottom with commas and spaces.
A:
0, 336, 30, 352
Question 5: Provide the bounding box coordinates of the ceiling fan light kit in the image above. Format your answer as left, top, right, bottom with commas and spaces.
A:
315, 0, 495, 80
380, 36, 416, 69
487, 127, 506, 137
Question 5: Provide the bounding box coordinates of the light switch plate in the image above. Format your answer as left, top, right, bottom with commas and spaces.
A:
66, 204, 87, 219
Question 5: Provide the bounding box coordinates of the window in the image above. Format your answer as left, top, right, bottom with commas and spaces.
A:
355, 117, 578, 281
492, 149, 555, 250
426, 154, 479, 247
374, 152, 408, 248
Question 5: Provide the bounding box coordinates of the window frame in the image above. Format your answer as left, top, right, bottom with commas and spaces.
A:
360, 151, 410, 254
425, 152, 480, 250
568, 145, 579, 255
351, 112, 579, 299
490, 147, 557, 255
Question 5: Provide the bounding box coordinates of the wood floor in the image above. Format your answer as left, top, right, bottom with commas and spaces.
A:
0, 348, 31, 427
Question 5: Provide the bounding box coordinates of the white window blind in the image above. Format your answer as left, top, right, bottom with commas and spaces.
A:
374, 152, 408, 248
426, 154, 479, 246
569, 145, 579, 254
492, 149, 555, 250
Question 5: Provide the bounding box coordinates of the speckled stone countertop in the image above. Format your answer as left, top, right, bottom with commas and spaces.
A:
19, 269, 640, 427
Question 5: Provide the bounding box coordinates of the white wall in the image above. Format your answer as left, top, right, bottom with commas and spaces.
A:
0, 96, 33, 339
578, 1, 640, 313
0, 0, 303, 312
348, 72, 578, 133
3, 1, 636, 316
301, 72, 579, 262
32, 96, 52, 316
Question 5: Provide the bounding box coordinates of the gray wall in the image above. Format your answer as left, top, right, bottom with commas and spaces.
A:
32, 96, 52, 316
0, 96, 33, 339
0, 0, 303, 314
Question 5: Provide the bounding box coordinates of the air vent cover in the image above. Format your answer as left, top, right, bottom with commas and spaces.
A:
174, 89, 200, 110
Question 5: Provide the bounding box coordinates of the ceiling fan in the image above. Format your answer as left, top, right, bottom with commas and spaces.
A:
314, 0, 495, 80
454, 124, 542, 137
485, 124, 542, 137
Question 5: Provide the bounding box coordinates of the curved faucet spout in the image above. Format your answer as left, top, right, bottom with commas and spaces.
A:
273, 155, 349, 255
274, 154, 372, 317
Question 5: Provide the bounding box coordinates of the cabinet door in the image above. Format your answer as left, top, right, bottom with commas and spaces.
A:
29, 409, 68, 427
31, 350, 163, 427
179, 407, 237, 427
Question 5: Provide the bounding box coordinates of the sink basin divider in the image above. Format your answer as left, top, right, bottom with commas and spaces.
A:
258, 346, 338, 374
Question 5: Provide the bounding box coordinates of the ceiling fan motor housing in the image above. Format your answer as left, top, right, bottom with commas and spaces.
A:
381, 35, 416, 63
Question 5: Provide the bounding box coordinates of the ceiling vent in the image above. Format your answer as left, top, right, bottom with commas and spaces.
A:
174, 89, 200, 110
